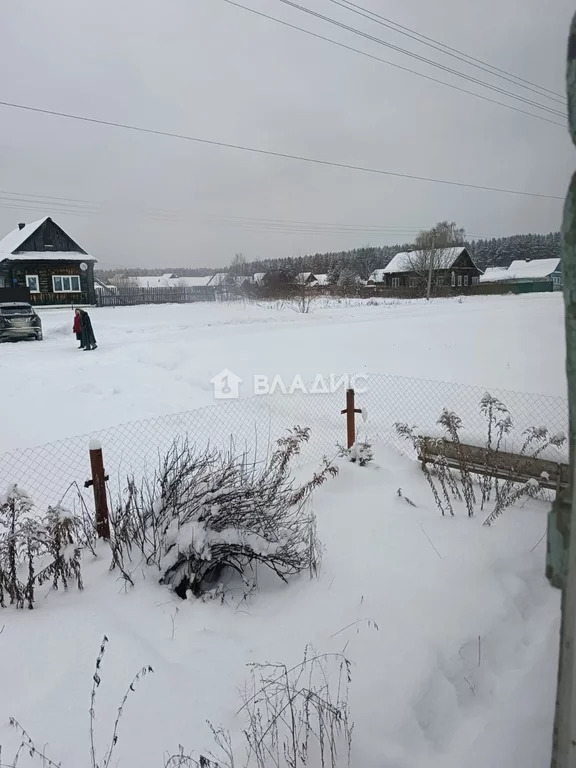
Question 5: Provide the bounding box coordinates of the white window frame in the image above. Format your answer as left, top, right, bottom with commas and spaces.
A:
26, 274, 40, 293
391, 277, 400, 288
52, 274, 81, 293
408, 277, 418, 288
451, 272, 456, 287
472, 276, 479, 285
457, 275, 463, 287
463, 274, 469, 287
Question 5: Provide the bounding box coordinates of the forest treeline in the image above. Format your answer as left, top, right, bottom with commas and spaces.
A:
96, 231, 560, 281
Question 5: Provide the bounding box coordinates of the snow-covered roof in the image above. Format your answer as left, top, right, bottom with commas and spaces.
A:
132, 275, 170, 288
4, 251, 94, 263
207, 273, 253, 286
0, 217, 96, 262
312, 274, 328, 285
296, 272, 314, 283
368, 269, 386, 283
0, 217, 49, 255
480, 258, 561, 283
207, 273, 230, 286
171, 276, 212, 287
383, 247, 467, 274
253, 272, 266, 283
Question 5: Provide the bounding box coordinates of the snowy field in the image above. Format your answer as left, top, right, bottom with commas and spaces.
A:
0, 292, 567, 767
0, 292, 566, 451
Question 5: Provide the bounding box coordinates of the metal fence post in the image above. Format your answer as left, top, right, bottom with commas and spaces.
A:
85, 439, 110, 539
341, 387, 361, 449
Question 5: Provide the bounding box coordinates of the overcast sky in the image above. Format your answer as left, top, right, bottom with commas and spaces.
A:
0, 0, 573, 269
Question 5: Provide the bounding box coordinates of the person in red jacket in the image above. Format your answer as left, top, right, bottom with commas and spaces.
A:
73, 308, 83, 348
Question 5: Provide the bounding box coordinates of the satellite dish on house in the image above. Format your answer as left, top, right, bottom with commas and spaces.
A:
79, 262, 88, 271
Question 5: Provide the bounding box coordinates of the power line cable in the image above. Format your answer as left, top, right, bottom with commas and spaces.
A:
0, 194, 521, 243
0, 191, 529, 236
0, 100, 563, 199
325, 0, 566, 104
271, 0, 565, 118
220, 0, 565, 128
0, 99, 563, 199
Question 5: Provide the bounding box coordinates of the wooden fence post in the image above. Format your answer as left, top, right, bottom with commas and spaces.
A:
341, 388, 362, 449
85, 439, 110, 539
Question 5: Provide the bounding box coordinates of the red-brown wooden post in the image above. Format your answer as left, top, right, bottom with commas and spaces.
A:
86, 439, 110, 539
341, 388, 362, 449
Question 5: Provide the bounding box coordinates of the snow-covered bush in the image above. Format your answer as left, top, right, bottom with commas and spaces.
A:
109, 427, 337, 599
0, 485, 83, 610
339, 440, 373, 467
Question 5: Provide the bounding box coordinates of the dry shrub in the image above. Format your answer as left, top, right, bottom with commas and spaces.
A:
395, 393, 567, 523
108, 427, 337, 599
0, 485, 83, 610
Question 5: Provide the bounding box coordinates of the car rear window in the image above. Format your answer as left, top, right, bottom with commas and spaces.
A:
0, 305, 33, 315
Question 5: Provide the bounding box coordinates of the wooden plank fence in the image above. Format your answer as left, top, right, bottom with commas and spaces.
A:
96, 286, 216, 307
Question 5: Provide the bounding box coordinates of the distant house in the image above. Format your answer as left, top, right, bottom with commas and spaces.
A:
170, 275, 213, 288
368, 247, 481, 290
311, 273, 329, 287
94, 277, 118, 295
480, 258, 562, 290
295, 272, 317, 285
0, 217, 96, 305
206, 273, 232, 287
127, 274, 213, 289
131, 273, 177, 288
253, 272, 267, 284
207, 273, 254, 288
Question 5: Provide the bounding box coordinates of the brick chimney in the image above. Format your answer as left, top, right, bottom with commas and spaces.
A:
18, 222, 25, 230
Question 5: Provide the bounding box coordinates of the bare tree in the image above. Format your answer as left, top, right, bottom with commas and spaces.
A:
229, 252, 247, 277
404, 221, 466, 299
356, 246, 379, 281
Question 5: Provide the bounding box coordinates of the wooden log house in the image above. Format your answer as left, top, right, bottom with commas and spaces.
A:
0, 217, 96, 305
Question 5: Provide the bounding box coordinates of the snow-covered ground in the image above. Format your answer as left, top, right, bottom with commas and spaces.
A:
0, 292, 566, 767
0, 292, 566, 452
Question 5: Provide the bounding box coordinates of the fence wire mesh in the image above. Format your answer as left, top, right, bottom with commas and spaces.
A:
0, 373, 568, 515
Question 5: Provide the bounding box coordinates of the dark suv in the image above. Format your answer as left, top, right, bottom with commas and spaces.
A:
0, 302, 43, 342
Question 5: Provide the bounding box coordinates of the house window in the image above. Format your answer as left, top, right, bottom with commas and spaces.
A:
0, 277, 6, 288
457, 275, 463, 287
436, 275, 445, 287
553, 275, 562, 286
26, 275, 40, 293
463, 275, 469, 287
391, 277, 400, 288
451, 272, 456, 287
408, 277, 418, 288
472, 276, 479, 285
53, 275, 81, 293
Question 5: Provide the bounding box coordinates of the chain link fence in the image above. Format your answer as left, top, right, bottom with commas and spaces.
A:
0, 373, 568, 514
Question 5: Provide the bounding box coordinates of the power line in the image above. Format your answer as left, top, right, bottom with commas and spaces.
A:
220, 0, 565, 128
0, 100, 563, 199
326, 0, 566, 104
0, 191, 526, 242
271, 0, 565, 118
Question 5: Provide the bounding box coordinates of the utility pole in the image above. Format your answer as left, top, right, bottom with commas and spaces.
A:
426, 237, 435, 301
549, 11, 576, 767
